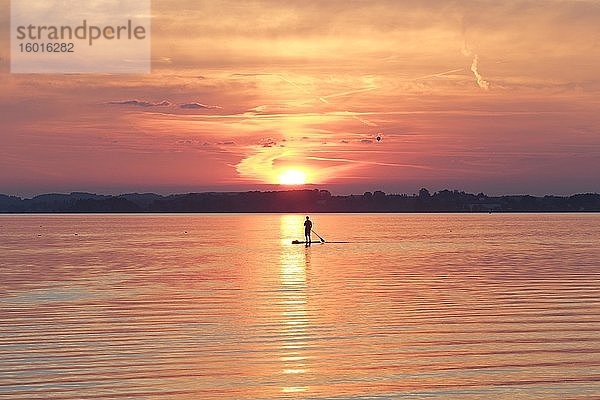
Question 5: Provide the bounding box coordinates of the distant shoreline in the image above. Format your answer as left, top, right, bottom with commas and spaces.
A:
1, 189, 599, 213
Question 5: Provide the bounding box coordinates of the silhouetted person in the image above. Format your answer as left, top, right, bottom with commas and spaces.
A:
304, 216, 312, 244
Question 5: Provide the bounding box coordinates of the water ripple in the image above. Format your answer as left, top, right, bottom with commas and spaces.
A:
1, 213, 599, 399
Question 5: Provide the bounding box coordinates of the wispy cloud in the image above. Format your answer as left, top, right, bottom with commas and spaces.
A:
180, 102, 223, 110
109, 100, 171, 107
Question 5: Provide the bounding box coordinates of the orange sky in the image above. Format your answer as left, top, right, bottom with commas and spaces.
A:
1, 0, 599, 195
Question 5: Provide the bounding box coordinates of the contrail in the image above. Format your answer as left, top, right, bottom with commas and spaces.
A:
306, 156, 434, 170
277, 75, 379, 127
278, 75, 307, 92
413, 67, 465, 81
351, 115, 378, 127
319, 86, 378, 101
462, 41, 490, 90
470, 54, 490, 90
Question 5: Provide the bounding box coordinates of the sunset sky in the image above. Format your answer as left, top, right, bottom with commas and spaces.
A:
1, 0, 599, 196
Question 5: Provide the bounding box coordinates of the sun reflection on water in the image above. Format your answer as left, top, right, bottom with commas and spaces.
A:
279, 215, 311, 395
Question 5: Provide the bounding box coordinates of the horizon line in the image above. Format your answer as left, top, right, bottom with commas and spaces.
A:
3, 187, 600, 200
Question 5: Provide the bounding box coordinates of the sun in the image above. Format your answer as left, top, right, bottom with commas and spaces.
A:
278, 169, 306, 185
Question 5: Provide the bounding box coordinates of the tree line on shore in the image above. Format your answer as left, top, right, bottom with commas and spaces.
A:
1, 188, 599, 213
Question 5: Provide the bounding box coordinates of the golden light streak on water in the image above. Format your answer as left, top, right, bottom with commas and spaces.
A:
279, 214, 310, 395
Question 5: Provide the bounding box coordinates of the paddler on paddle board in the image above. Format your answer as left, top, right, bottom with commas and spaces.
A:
304, 216, 313, 244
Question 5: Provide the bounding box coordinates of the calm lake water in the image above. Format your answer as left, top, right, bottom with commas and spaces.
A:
1, 213, 599, 399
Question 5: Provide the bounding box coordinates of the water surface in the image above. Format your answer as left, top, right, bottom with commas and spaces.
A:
1, 214, 599, 399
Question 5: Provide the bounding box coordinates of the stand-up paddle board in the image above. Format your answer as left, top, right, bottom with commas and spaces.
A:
291, 240, 350, 244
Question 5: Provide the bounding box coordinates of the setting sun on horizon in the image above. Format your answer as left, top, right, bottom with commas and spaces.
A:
278, 169, 307, 186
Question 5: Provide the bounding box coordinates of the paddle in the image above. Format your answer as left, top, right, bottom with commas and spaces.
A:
311, 229, 325, 243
